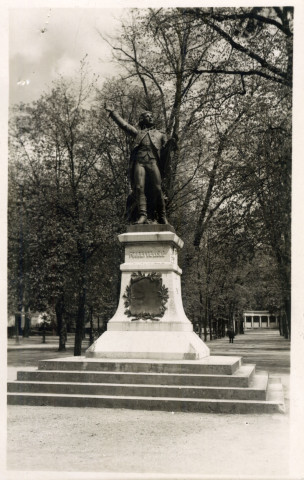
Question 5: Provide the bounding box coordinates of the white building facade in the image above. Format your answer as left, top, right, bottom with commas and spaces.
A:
243, 310, 279, 329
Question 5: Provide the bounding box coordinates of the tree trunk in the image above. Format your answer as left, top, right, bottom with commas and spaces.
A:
277, 259, 291, 339
56, 294, 66, 351
284, 298, 291, 339
205, 238, 212, 340
207, 298, 212, 341
278, 316, 283, 336
196, 247, 206, 341
208, 316, 212, 341
221, 319, 225, 338
74, 244, 88, 356
89, 306, 94, 346
74, 289, 86, 356
23, 310, 31, 338
204, 290, 209, 341
203, 318, 208, 342
41, 322, 46, 343
281, 304, 290, 340
198, 319, 203, 338
14, 313, 20, 344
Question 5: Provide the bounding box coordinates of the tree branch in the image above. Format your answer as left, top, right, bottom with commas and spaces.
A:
206, 9, 292, 37
192, 68, 288, 86
184, 10, 291, 87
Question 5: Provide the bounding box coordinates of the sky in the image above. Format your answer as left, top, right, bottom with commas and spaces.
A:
9, 8, 126, 106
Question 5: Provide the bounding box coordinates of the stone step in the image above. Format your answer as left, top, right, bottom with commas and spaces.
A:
37, 355, 242, 375
7, 373, 268, 400
16, 364, 256, 387
7, 380, 285, 414
266, 376, 286, 402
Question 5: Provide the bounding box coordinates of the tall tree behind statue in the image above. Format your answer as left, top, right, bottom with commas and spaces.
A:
101, 7, 291, 337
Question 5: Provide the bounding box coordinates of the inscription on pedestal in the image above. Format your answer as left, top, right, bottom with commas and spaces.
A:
126, 245, 170, 263
123, 272, 169, 321
129, 250, 166, 259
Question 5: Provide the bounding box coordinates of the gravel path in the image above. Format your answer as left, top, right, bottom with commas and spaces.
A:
6, 330, 294, 478
7, 406, 289, 476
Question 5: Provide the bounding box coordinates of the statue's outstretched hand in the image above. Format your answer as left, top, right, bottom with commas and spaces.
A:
104, 103, 114, 113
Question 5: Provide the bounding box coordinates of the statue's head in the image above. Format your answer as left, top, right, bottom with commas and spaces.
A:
138, 111, 154, 129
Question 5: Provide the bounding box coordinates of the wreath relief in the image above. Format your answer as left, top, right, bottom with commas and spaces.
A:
123, 272, 169, 321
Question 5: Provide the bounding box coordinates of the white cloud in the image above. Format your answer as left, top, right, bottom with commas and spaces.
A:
9, 8, 125, 105
51, 54, 80, 78
9, 8, 53, 62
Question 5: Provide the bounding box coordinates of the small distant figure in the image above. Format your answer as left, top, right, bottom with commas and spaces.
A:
228, 329, 235, 343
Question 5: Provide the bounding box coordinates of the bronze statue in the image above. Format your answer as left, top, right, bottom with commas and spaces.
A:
105, 105, 174, 225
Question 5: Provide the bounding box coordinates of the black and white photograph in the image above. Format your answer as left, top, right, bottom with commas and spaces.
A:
2, 1, 304, 479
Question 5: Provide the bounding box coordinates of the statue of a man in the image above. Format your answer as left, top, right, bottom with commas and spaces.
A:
105, 105, 171, 225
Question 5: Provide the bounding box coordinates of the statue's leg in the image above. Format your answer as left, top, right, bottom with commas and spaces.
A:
145, 177, 156, 223
134, 162, 147, 224
148, 161, 168, 224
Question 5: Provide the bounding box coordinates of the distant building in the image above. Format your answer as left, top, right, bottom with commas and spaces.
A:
243, 310, 279, 329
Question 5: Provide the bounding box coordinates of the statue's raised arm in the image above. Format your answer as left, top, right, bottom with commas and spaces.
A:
105, 104, 138, 138
105, 105, 169, 226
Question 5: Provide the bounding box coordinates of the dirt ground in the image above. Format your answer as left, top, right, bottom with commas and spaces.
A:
7, 406, 290, 477
5, 330, 297, 479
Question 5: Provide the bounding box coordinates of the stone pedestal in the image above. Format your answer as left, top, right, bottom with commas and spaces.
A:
86, 225, 210, 360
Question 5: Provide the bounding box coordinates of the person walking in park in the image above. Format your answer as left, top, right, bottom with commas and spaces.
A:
228, 328, 235, 343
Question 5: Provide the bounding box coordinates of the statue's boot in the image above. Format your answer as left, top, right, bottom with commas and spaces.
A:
134, 194, 147, 224
159, 215, 169, 225
156, 191, 169, 225
136, 214, 147, 224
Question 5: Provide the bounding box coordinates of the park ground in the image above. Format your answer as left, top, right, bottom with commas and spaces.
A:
4, 329, 301, 480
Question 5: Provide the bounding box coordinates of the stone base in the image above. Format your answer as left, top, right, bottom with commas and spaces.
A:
8, 356, 285, 413
86, 228, 210, 361
86, 330, 210, 360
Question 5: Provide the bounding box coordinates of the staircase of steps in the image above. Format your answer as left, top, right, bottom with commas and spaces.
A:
7, 356, 285, 414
